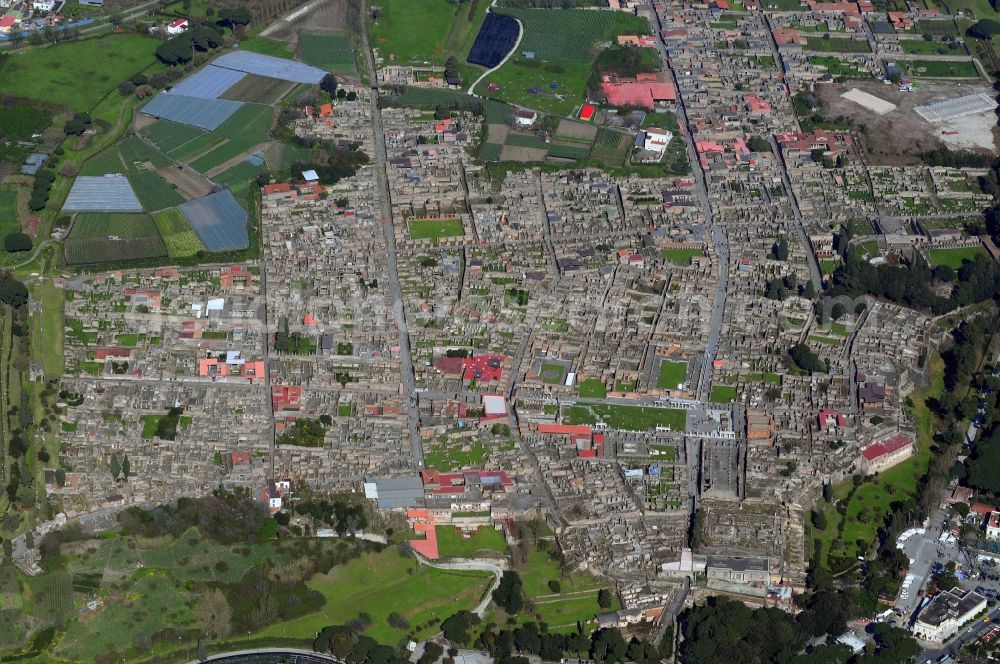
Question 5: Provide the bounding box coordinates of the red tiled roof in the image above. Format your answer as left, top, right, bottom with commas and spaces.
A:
538, 424, 592, 436
861, 434, 911, 461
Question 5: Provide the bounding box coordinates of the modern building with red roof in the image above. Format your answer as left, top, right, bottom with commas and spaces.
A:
599, 72, 676, 109
861, 434, 913, 474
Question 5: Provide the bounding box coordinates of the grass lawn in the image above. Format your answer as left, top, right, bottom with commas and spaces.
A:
661, 248, 704, 265
539, 362, 565, 384
369, 0, 489, 85
436, 526, 508, 558
900, 39, 967, 55
424, 436, 489, 471
577, 378, 607, 398
29, 281, 63, 378
298, 31, 358, 76
0, 33, 161, 111
657, 360, 688, 390
710, 385, 738, 403
408, 218, 464, 241
254, 547, 493, 645
515, 551, 614, 629
564, 403, 685, 432
928, 245, 987, 269
901, 58, 980, 77
804, 35, 871, 52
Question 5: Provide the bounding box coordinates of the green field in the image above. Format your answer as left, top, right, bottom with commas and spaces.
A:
804, 35, 871, 52
254, 547, 493, 645
480, 9, 649, 116
0, 190, 21, 244
237, 36, 295, 59
515, 551, 615, 629
142, 120, 210, 155
900, 39, 967, 55
129, 171, 186, 211
928, 245, 987, 268
152, 208, 205, 258
807, 55, 869, 77
710, 385, 738, 403
299, 31, 358, 76
0, 33, 160, 111
564, 403, 686, 432
915, 19, 960, 35
436, 526, 508, 558
408, 218, 464, 241
369, 0, 490, 84
901, 58, 980, 77
189, 104, 275, 173
424, 435, 489, 471
65, 213, 167, 265
661, 248, 704, 265
657, 360, 688, 390
577, 378, 607, 398
80, 145, 126, 176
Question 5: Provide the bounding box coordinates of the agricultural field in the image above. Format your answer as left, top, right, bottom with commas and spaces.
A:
219, 75, 298, 105
927, 245, 987, 268
408, 218, 465, 241
189, 104, 275, 174
64, 213, 167, 265
589, 128, 632, 167
564, 403, 686, 432
141, 120, 211, 155
237, 36, 296, 59
152, 208, 205, 258
479, 9, 648, 115
0, 33, 161, 111
299, 31, 358, 76
657, 360, 688, 390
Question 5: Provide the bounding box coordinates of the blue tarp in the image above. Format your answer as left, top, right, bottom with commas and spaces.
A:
63, 175, 143, 213
141, 93, 244, 131
179, 190, 249, 252
214, 51, 326, 84
166, 65, 246, 100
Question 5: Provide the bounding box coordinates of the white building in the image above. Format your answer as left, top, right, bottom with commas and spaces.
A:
32, 0, 55, 12
912, 588, 987, 645
644, 127, 673, 154
514, 109, 538, 127
987, 511, 1000, 540
165, 17, 189, 35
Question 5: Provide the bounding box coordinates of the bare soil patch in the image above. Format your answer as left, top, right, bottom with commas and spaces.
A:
219, 75, 297, 105
556, 118, 598, 141
815, 79, 997, 165
500, 145, 548, 161
487, 123, 509, 143
262, 0, 351, 43
158, 165, 214, 199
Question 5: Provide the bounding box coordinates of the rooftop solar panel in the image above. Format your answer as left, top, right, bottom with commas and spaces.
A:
166, 65, 247, 100
141, 93, 244, 131
213, 50, 326, 84
179, 190, 249, 252
63, 175, 143, 213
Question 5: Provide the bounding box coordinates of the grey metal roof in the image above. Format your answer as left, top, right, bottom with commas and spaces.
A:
166, 65, 246, 100
141, 93, 244, 131
178, 190, 249, 252
368, 476, 424, 510
214, 51, 326, 84
63, 175, 143, 213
